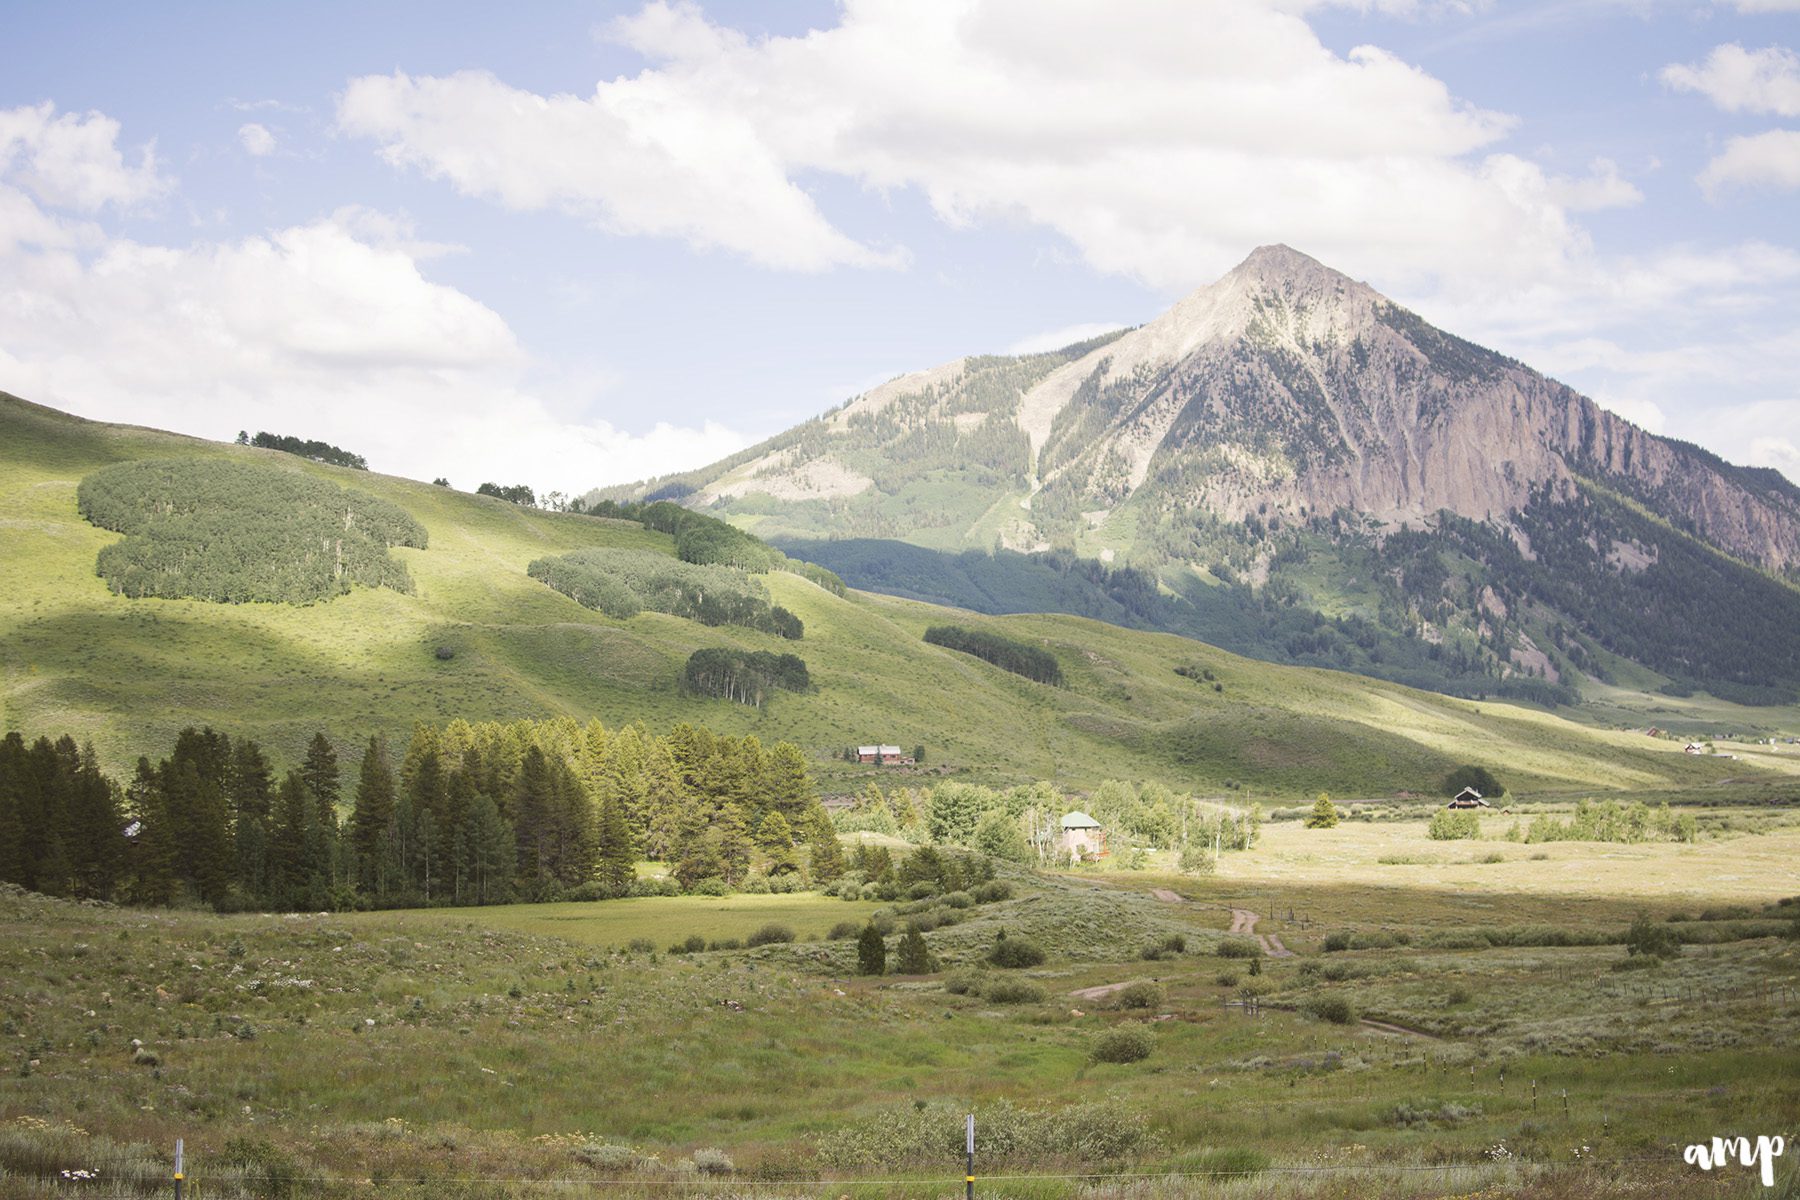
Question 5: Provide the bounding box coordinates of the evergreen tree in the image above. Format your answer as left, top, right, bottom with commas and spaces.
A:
302, 733, 341, 826
765, 742, 814, 821
267, 771, 310, 909
228, 739, 273, 900
126, 756, 177, 906
716, 803, 752, 884
593, 795, 636, 898
895, 924, 933, 974
466, 791, 514, 905
1304, 793, 1339, 829
806, 814, 845, 885
351, 737, 398, 897
754, 809, 793, 852
67, 743, 125, 900
856, 922, 887, 976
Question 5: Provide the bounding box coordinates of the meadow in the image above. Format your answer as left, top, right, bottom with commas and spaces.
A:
3, 811, 1796, 1199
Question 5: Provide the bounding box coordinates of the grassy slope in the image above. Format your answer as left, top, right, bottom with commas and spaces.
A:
0, 393, 1761, 798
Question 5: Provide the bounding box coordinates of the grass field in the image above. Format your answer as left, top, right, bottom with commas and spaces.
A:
3, 807, 1797, 1199
4, 391, 1785, 803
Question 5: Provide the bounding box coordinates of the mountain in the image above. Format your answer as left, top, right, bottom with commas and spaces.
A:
602, 246, 1800, 707
0, 391, 1756, 799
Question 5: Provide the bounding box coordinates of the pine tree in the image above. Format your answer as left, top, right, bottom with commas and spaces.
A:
228, 739, 273, 901
765, 742, 814, 820
67, 743, 125, 900
267, 771, 310, 909
895, 924, 933, 974
754, 810, 793, 852
593, 795, 636, 898
351, 737, 398, 897
856, 922, 886, 976
716, 803, 752, 884
806, 814, 845, 885
466, 792, 514, 905
1304, 793, 1339, 829
302, 733, 341, 828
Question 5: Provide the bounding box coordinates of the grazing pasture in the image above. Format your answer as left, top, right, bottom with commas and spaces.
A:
2, 810, 1796, 1198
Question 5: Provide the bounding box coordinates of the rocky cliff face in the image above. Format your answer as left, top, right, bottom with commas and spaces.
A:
1018, 244, 1800, 571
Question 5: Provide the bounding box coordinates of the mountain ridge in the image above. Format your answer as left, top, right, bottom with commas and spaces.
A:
601, 246, 1800, 704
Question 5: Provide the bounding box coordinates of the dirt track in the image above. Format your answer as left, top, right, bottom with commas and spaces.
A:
1228, 908, 1294, 958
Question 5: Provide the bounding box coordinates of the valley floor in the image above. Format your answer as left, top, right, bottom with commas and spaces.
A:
2, 818, 1797, 1198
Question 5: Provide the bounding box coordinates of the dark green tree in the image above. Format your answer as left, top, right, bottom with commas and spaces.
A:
895, 924, 933, 974
856, 922, 887, 976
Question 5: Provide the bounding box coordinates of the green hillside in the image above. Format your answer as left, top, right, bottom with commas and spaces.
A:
0, 392, 1765, 798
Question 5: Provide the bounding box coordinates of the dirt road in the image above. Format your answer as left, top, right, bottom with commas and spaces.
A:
1228, 908, 1294, 958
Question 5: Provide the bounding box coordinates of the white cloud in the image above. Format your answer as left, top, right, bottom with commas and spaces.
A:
331, 0, 1651, 294
1591, 392, 1666, 434
0, 101, 167, 212
336, 68, 904, 272
237, 122, 276, 156
1697, 129, 1800, 196
1729, 0, 1800, 14
1003, 322, 1128, 355
1661, 43, 1800, 116
1544, 158, 1642, 212
0, 103, 751, 492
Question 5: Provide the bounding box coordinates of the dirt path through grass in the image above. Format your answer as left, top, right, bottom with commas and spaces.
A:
1228, 907, 1295, 958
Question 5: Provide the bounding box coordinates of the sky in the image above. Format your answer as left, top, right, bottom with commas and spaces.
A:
3, 0, 1799, 495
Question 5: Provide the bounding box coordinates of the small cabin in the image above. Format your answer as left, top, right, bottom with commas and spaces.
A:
857, 744, 914, 766
1447, 788, 1490, 810
1058, 810, 1106, 859
1683, 743, 1706, 755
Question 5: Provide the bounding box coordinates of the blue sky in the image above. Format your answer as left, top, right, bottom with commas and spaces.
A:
4, 0, 1798, 493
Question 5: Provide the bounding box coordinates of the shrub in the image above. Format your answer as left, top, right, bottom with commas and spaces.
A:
941, 890, 974, 909
708, 938, 743, 951
1142, 933, 1187, 960
690, 1148, 734, 1176
1091, 1027, 1154, 1064
671, 934, 707, 954
983, 979, 1046, 1004
1217, 937, 1262, 959
943, 969, 983, 995
740, 875, 771, 894
1114, 982, 1164, 1010
827, 920, 861, 941
575, 1142, 635, 1170
1445, 985, 1472, 1005
629, 878, 681, 898
746, 923, 796, 947
1322, 931, 1351, 953
971, 880, 1013, 903
1428, 809, 1482, 840
1304, 995, 1357, 1025
626, 937, 656, 954
1625, 912, 1681, 960
686, 877, 732, 897
988, 931, 1046, 968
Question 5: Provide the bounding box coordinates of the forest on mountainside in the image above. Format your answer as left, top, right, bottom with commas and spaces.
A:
529, 547, 803, 638
78, 458, 427, 604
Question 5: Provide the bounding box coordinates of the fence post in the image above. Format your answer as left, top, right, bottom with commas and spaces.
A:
173, 1138, 184, 1200
966, 1112, 975, 1200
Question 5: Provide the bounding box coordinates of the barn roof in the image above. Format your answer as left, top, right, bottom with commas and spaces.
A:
1061, 811, 1102, 829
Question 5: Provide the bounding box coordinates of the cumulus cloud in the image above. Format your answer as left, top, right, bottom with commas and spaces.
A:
332, 0, 1658, 293
1697, 129, 1800, 196
0, 101, 167, 211
237, 122, 276, 156
336, 68, 904, 271
0, 103, 752, 492
1662, 43, 1800, 116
